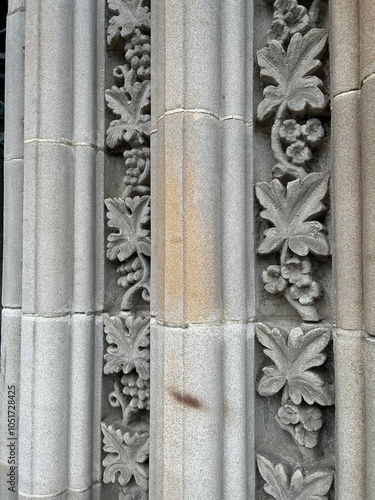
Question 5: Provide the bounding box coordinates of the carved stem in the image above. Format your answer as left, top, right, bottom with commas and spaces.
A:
284, 288, 320, 322
280, 241, 289, 266
271, 102, 308, 180
271, 102, 289, 165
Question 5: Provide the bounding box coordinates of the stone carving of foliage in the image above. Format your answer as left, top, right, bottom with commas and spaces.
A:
106, 81, 151, 150
257, 455, 333, 500
257, 173, 329, 321
256, 323, 333, 406
106, 196, 151, 308
256, 1, 333, 496
107, 0, 151, 44
103, 0, 151, 498
104, 313, 150, 378
102, 425, 149, 491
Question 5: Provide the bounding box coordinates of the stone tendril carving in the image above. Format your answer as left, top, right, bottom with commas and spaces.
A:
256, 0, 329, 322
256, 323, 333, 449
257, 173, 329, 322
102, 1, 151, 499
257, 455, 333, 500
256, 1, 333, 497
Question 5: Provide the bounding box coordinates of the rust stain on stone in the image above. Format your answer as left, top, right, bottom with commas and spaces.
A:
169, 388, 205, 410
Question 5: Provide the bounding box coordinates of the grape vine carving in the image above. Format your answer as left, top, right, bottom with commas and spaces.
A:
102, 1, 151, 499
256, 1, 333, 497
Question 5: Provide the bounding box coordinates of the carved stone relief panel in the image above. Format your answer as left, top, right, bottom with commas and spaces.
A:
254, 1, 334, 498
102, 1, 151, 499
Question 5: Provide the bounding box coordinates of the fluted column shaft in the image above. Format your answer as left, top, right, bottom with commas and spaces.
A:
150, 1, 254, 499
0, 1, 105, 498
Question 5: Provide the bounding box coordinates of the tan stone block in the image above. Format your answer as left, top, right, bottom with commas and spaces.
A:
360, 0, 375, 81
330, 0, 360, 96
361, 78, 375, 334
331, 91, 363, 329
156, 112, 222, 324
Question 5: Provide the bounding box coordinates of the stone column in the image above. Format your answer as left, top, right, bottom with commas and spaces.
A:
330, 1, 366, 498
150, 1, 254, 499
1, 0, 105, 498
0, 0, 25, 494
359, 1, 375, 497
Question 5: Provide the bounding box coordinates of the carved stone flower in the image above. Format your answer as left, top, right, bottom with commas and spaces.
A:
286, 140, 313, 166
274, 0, 311, 36
303, 405, 323, 432
295, 423, 319, 448
281, 256, 312, 284
290, 276, 321, 305
302, 118, 325, 148
278, 403, 300, 425
268, 19, 290, 45
279, 119, 302, 145
262, 265, 287, 294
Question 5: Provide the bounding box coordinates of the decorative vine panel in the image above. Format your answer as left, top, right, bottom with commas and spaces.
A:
254, 1, 334, 498
102, 1, 151, 499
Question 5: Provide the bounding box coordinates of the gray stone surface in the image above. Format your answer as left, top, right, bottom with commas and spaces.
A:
332, 91, 363, 329
3, 0, 375, 498
361, 76, 375, 335
330, 0, 360, 97
335, 329, 366, 499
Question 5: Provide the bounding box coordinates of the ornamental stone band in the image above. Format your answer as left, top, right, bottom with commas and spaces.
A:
0, 1, 374, 499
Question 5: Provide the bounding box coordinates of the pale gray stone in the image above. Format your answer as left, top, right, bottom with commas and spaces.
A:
19, 316, 71, 496
2, 159, 23, 308
22, 142, 74, 314
4, 9, 25, 160
24, 0, 74, 142
334, 329, 366, 499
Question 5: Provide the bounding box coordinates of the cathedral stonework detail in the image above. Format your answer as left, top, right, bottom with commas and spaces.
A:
102, 1, 151, 499
255, 1, 334, 497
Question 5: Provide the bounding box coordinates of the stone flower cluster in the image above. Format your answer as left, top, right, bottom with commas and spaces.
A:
268, 0, 311, 45
263, 257, 321, 306
279, 118, 324, 168
278, 402, 323, 448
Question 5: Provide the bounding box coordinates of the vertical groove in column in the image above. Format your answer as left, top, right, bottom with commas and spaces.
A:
220, 0, 253, 498
361, 76, 375, 336
0, 0, 25, 490
335, 330, 366, 499
68, 1, 104, 491
331, 92, 362, 329
365, 338, 375, 499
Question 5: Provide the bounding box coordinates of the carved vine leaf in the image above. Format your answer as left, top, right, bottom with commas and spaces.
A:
255, 323, 333, 405
257, 455, 333, 500
104, 313, 150, 379
108, 0, 151, 44
257, 29, 328, 121
256, 173, 329, 257
102, 424, 149, 490
106, 81, 151, 149
106, 195, 151, 262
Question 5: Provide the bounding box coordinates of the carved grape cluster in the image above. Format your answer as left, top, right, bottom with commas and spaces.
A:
124, 29, 151, 82
256, 1, 333, 497
279, 118, 325, 169
103, 1, 151, 499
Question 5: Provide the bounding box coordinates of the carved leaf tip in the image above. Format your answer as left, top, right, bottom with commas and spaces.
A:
257, 454, 333, 500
